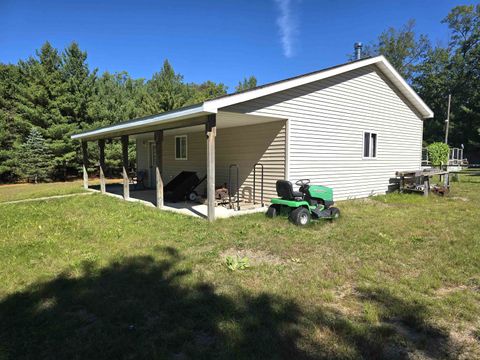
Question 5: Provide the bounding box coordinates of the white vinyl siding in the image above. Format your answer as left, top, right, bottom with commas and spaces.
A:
224, 64, 423, 200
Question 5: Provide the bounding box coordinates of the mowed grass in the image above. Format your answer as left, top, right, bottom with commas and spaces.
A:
0, 172, 479, 359
0, 178, 123, 203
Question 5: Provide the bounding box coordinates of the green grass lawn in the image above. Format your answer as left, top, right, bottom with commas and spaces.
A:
1, 172, 479, 359
0, 180, 86, 202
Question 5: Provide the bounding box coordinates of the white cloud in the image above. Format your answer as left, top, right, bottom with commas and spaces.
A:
274, 0, 298, 58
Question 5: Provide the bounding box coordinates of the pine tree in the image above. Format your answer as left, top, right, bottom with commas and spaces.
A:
14, 42, 72, 178
62, 42, 97, 127
144, 60, 187, 113
16, 127, 53, 183
0, 64, 21, 182
61, 42, 98, 178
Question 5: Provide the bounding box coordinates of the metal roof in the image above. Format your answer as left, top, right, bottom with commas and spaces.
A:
72, 56, 433, 140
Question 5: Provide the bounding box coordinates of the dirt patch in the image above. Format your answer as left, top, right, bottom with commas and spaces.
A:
354, 197, 391, 208
451, 196, 469, 202
220, 248, 285, 266
433, 284, 478, 297
323, 285, 363, 317
385, 319, 457, 359
448, 326, 480, 360
327, 301, 362, 318
381, 318, 480, 360
333, 284, 359, 299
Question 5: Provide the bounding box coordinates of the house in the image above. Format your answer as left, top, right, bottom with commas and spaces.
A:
72, 55, 433, 221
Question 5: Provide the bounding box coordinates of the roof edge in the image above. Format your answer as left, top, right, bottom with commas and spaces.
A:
375, 55, 434, 119
71, 103, 212, 140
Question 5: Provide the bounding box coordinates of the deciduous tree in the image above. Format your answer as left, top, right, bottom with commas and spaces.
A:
235, 76, 257, 92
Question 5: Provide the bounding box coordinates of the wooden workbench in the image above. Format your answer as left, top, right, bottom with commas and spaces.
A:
396, 169, 450, 196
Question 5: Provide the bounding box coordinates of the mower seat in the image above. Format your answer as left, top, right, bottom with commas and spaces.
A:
276, 180, 303, 200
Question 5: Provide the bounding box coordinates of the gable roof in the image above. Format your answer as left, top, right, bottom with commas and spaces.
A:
203, 55, 433, 117
72, 55, 433, 140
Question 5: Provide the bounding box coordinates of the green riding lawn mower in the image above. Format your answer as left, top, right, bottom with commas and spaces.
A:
266, 179, 340, 226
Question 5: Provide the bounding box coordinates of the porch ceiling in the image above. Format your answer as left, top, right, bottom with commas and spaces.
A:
134, 112, 286, 138
74, 110, 286, 140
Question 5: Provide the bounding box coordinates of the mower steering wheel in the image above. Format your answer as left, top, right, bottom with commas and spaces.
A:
295, 179, 310, 186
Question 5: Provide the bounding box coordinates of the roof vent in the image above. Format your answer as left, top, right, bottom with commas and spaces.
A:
354, 42, 362, 60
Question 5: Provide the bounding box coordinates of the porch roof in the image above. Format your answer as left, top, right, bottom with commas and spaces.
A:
72, 110, 286, 141
71, 104, 212, 140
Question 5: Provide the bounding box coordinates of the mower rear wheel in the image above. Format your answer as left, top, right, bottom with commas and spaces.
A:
329, 207, 340, 219
266, 205, 279, 218
289, 207, 311, 226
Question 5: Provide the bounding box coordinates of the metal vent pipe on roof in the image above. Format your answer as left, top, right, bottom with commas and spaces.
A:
354, 42, 362, 60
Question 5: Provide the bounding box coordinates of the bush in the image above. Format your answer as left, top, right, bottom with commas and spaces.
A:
427, 142, 450, 167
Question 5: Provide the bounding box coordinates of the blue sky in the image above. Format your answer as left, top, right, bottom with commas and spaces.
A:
0, 0, 475, 91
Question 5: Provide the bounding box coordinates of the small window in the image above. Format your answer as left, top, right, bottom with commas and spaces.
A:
363, 132, 377, 158
175, 135, 187, 160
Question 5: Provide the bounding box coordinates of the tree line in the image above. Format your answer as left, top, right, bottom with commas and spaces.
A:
362, 4, 479, 162
0, 43, 257, 182
0, 4, 478, 183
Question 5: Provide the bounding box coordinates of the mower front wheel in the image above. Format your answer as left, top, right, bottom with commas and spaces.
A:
289, 207, 311, 226
266, 205, 280, 218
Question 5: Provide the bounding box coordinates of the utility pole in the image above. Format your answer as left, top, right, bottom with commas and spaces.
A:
444, 94, 451, 144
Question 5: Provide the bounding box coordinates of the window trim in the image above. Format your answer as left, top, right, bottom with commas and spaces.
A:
174, 135, 188, 160
362, 131, 378, 159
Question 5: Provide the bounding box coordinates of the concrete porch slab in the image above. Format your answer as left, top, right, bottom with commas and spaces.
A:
89, 183, 267, 219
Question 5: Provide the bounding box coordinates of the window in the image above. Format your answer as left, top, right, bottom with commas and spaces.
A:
363, 132, 377, 158
175, 135, 187, 160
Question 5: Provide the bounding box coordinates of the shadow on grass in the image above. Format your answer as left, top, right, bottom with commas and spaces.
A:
0, 247, 462, 359
0, 247, 307, 359
355, 287, 459, 359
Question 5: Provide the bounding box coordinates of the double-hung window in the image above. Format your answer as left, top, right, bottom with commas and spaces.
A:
363, 132, 377, 158
175, 135, 187, 160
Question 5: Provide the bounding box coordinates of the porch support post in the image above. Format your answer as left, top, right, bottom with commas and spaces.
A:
121, 135, 130, 200
81, 140, 88, 190
206, 114, 216, 222
98, 139, 106, 194
154, 130, 164, 208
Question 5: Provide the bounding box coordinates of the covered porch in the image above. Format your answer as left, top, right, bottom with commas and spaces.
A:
73, 108, 286, 221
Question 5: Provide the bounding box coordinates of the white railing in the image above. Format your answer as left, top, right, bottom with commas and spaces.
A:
448, 147, 467, 166
422, 147, 468, 167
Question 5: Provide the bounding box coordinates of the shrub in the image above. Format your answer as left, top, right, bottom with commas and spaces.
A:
427, 142, 450, 167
